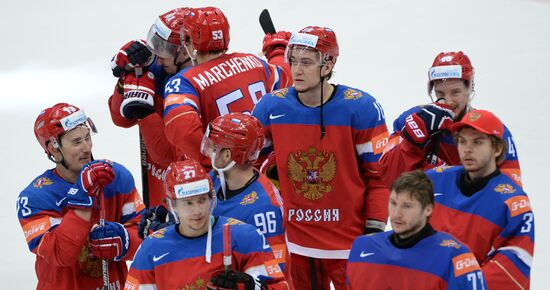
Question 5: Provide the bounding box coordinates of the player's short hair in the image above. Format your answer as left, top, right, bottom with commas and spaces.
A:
391, 170, 434, 209
490, 135, 508, 164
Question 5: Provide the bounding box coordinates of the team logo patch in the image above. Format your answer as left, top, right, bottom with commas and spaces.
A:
468, 111, 481, 122
180, 277, 207, 289
494, 183, 516, 194
78, 244, 103, 278
33, 177, 53, 188
150, 228, 167, 239
272, 88, 288, 98
343, 88, 363, 100
240, 191, 259, 206
434, 166, 451, 173
288, 147, 336, 200
226, 218, 245, 225
440, 239, 461, 249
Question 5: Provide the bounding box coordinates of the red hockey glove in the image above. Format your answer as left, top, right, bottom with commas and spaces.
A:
79, 160, 116, 195
120, 71, 157, 119
401, 102, 454, 147
66, 160, 115, 209
111, 39, 154, 77
262, 31, 292, 61
89, 222, 130, 261
207, 270, 260, 290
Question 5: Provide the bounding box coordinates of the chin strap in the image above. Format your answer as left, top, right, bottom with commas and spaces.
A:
211, 151, 236, 200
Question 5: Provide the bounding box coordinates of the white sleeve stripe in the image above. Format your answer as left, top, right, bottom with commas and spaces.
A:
498, 246, 533, 267
122, 202, 135, 216
138, 284, 158, 290
49, 217, 62, 227
356, 141, 373, 155
270, 67, 280, 91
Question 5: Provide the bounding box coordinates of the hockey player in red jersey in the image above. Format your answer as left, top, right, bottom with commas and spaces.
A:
108, 7, 193, 207
201, 113, 293, 286
379, 51, 522, 186
17, 103, 145, 290
125, 159, 289, 290
427, 110, 534, 289
347, 170, 487, 289
163, 6, 292, 167
252, 26, 390, 290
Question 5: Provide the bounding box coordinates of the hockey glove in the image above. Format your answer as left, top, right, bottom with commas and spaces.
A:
120, 71, 157, 119
66, 160, 115, 209
401, 102, 454, 147
138, 205, 175, 239
207, 270, 261, 290
111, 39, 154, 77
365, 219, 386, 234
262, 31, 292, 61
89, 221, 130, 261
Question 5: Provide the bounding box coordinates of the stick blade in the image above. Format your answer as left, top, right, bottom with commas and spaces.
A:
259, 9, 276, 34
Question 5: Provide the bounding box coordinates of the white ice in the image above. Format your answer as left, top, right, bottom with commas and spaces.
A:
1, 0, 549, 288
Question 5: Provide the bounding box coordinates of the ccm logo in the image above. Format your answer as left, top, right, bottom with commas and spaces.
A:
405, 115, 425, 138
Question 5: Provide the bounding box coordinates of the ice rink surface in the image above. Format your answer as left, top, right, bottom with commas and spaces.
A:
1, 0, 549, 288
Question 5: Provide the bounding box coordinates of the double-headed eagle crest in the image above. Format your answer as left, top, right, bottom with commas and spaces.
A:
287, 147, 336, 200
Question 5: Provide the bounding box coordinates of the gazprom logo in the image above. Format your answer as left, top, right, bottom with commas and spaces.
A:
289, 33, 319, 48
60, 110, 87, 131
429, 65, 462, 81
174, 179, 210, 198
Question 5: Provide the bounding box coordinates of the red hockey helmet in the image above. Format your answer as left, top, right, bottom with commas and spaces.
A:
34, 103, 97, 155
146, 7, 192, 58
181, 7, 230, 53
450, 109, 504, 139
285, 26, 339, 65
164, 159, 214, 200
201, 113, 265, 165
428, 51, 474, 94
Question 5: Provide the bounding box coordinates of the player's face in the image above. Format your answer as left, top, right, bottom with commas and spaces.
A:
174, 194, 212, 237
389, 190, 432, 239
289, 47, 323, 93
156, 48, 192, 74
156, 55, 178, 74
457, 127, 501, 180
57, 126, 93, 173
433, 79, 471, 120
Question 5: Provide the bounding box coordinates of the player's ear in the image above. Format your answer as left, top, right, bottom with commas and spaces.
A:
321, 61, 334, 78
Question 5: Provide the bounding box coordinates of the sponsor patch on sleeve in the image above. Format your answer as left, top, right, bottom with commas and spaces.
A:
452, 253, 480, 277
23, 217, 51, 243
505, 195, 531, 217
372, 132, 390, 155
264, 258, 284, 278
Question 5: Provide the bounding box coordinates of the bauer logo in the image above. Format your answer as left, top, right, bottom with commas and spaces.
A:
429, 65, 462, 81
289, 33, 319, 48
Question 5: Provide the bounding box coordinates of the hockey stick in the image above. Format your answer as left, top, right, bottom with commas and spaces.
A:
259, 9, 276, 34
99, 189, 110, 290
223, 223, 232, 273
135, 66, 150, 208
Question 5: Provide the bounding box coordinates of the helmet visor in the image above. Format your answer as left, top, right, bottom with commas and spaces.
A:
146, 24, 180, 59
